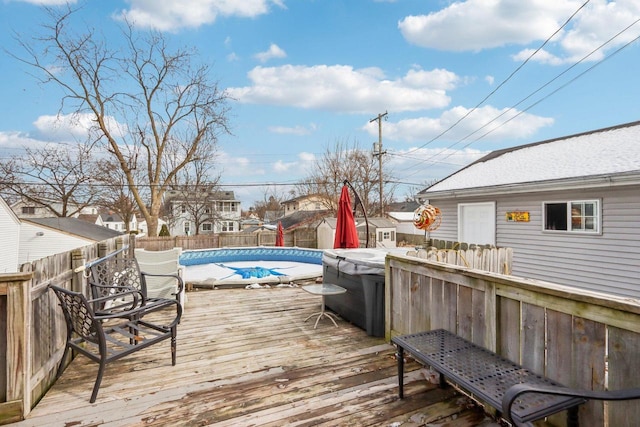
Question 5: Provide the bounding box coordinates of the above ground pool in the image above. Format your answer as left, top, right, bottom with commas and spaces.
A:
181, 247, 324, 287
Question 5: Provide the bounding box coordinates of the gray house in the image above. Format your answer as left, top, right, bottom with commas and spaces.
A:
416, 121, 640, 299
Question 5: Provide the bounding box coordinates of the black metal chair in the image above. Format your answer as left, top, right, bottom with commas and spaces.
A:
49, 284, 180, 403
503, 383, 640, 426
86, 250, 183, 319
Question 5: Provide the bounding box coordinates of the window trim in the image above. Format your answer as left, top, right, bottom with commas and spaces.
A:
542, 199, 601, 234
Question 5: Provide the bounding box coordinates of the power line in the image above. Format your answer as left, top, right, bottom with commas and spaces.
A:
402, 0, 592, 157
400, 15, 640, 179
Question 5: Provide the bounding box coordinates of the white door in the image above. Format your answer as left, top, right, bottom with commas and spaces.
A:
458, 202, 496, 245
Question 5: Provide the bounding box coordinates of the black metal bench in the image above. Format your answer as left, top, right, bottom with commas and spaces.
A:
392, 329, 585, 426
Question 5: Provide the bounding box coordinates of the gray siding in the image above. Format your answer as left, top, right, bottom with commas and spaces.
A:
426, 199, 459, 242
428, 185, 640, 299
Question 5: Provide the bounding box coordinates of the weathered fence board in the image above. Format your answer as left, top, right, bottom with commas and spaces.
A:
386, 252, 640, 426
0, 235, 128, 423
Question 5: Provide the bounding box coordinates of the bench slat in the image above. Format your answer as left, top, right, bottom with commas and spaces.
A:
392, 329, 584, 424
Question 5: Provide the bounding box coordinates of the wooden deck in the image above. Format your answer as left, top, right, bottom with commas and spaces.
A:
15, 287, 497, 426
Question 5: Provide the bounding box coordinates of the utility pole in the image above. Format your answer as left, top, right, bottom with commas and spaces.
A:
370, 111, 388, 216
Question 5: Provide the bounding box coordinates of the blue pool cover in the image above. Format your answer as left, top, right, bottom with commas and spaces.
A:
180, 247, 324, 266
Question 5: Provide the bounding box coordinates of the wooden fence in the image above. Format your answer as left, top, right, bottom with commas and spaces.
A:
385, 253, 640, 426
407, 246, 512, 274
0, 236, 129, 424
136, 229, 317, 251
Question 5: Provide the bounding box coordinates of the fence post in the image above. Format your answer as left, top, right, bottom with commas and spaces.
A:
98, 242, 108, 259
2, 272, 33, 423
71, 249, 84, 294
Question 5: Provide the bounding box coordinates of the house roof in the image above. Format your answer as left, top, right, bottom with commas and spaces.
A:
281, 194, 323, 204
165, 189, 238, 202
25, 217, 123, 241
420, 121, 640, 197
274, 210, 331, 230
358, 217, 396, 229
386, 201, 419, 215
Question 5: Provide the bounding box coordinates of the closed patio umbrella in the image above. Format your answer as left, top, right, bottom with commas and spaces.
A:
333, 184, 359, 249
276, 221, 284, 246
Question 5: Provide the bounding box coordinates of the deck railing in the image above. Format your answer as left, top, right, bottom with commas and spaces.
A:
385, 253, 640, 426
0, 235, 128, 424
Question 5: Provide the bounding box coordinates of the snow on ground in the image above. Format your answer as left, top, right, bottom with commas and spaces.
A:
183, 260, 323, 286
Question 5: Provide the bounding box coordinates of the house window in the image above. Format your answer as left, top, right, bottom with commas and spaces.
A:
220, 221, 235, 232
202, 223, 212, 231
181, 205, 186, 213
184, 221, 191, 236
22, 206, 36, 214
543, 200, 600, 233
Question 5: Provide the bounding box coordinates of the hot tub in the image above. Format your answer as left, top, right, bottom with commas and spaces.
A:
322, 248, 394, 337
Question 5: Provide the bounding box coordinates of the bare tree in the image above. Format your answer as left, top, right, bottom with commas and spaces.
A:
94, 159, 139, 233
250, 185, 286, 221
0, 142, 99, 217
296, 140, 394, 216
163, 156, 221, 236
13, 6, 230, 236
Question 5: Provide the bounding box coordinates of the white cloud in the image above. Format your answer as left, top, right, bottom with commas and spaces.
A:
268, 123, 316, 136
0, 131, 50, 151
399, 0, 640, 65
399, 0, 575, 51
364, 105, 554, 143
485, 75, 495, 85
32, 113, 127, 142
115, 0, 285, 31
272, 151, 316, 174
255, 44, 287, 63
228, 65, 459, 114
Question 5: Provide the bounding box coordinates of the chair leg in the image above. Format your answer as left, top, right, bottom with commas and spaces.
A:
90, 359, 107, 403
171, 325, 177, 366
56, 344, 71, 380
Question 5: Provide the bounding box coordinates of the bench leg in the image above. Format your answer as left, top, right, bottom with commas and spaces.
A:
396, 345, 404, 399
567, 406, 579, 427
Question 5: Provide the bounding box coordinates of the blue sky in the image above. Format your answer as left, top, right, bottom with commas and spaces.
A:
1, 0, 639, 209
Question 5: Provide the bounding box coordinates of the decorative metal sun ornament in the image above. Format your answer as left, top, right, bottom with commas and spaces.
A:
413, 204, 442, 231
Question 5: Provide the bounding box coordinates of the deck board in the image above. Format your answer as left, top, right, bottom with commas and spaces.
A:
14, 287, 498, 426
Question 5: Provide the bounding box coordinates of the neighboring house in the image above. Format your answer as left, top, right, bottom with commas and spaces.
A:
165, 189, 241, 236
385, 201, 421, 236
11, 198, 98, 219
0, 197, 21, 273
316, 216, 397, 249
138, 218, 167, 237
359, 217, 397, 248
416, 121, 640, 299
282, 194, 328, 216
77, 213, 105, 227
100, 210, 138, 233
19, 217, 122, 265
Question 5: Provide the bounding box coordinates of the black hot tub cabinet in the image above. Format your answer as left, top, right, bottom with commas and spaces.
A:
322, 248, 396, 337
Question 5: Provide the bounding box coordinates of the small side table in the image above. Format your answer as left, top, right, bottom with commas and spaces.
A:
302, 283, 347, 329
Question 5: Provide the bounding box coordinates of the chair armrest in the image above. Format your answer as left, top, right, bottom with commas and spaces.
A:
140, 271, 185, 294
89, 286, 144, 315
502, 383, 640, 423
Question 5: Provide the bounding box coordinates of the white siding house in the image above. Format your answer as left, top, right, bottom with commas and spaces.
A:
165, 189, 241, 236
0, 197, 20, 272
416, 121, 640, 299
19, 217, 122, 265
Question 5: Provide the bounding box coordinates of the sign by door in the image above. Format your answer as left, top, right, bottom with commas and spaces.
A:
506, 211, 530, 222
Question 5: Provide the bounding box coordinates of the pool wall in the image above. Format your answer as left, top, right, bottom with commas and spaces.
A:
181, 247, 323, 266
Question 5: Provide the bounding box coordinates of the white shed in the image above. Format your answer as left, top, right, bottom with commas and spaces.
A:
0, 197, 21, 273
